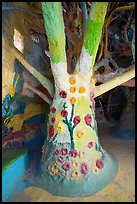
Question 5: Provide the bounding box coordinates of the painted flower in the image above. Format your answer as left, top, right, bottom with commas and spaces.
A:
72, 161, 79, 168
73, 116, 81, 125
79, 151, 87, 158
50, 162, 59, 175
87, 141, 94, 148
96, 159, 104, 169
56, 122, 65, 134
58, 156, 64, 163
59, 90, 67, 98
51, 106, 56, 113
81, 162, 89, 174
49, 125, 54, 137
70, 87, 76, 93
71, 170, 80, 180
70, 97, 76, 104
51, 117, 56, 123
84, 114, 92, 125
69, 76, 76, 85
71, 150, 79, 158
61, 109, 68, 117
79, 86, 85, 93
92, 166, 99, 174
61, 148, 68, 155
77, 128, 85, 138
55, 149, 60, 155
62, 162, 71, 171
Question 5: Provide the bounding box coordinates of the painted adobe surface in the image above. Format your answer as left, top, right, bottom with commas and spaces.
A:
2, 2, 49, 147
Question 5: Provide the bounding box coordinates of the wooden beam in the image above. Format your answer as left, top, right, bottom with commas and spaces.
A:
94, 65, 135, 98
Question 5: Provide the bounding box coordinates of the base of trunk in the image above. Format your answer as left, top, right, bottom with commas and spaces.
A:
33, 151, 118, 197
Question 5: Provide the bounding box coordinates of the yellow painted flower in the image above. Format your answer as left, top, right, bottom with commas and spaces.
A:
79, 86, 85, 93
79, 151, 87, 159
56, 113, 62, 122
56, 122, 65, 134
50, 162, 59, 175
70, 86, 76, 93
92, 166, 100, 174
77, 128, 86, 138
71, 170, 80, 180
72, 161, 79, 168
69, 76, 76, 85
70, 97, 76, 104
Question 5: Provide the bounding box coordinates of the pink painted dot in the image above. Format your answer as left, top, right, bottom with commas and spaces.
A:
88, 141, 94, 148
96, 159, 104, 169
73, 116, 81, 125
61, 109, 68, 117
55, 149, 60, 155
61, 148, 68, 155
58, 156, 64, 163
62, 163, 71, 171
81, 162, 89, 174
71, 149, 78, 158
51, 107, 56, 113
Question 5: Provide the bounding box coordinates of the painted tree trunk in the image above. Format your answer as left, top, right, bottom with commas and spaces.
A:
39, 71, 117, 196
35, 2, 118, 197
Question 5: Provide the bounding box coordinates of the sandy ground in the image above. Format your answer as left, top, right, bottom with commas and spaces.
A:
9, 106, 135, 202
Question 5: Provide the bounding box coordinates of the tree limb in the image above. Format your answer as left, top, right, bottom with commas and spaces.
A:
94, 64, 135, 98
75, 2, 108, 75
41, 2, 68, 85
12, 46, 54, 98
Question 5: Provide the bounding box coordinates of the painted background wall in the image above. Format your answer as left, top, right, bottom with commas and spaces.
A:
2, 2, 51, 147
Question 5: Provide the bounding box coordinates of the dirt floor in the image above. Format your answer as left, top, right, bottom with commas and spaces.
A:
9, 106, 135, 202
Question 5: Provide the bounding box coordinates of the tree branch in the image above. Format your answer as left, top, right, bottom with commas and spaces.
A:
94, 64, 135, 98
41, 2, 68, 85
24, 81, 52, 104
75, 2, 108, 75
12, 46, 54, 98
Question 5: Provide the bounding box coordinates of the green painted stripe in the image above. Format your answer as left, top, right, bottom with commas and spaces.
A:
84, 2, 108, 70
41, 2, 66, 64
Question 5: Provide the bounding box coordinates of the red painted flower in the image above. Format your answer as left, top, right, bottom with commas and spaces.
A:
73, 116, 81, 125
84, 114, 92, 125
61, 148, 68, 155
96, 159, 104, 169
55, 149, 60, 155
59, 90, 67, 98
58, 156, 64, 163
81, 162, 89, 174
61, 109, 68, 117
49, 125, 54, 137
87, 141, 94, 148
71, 150, 78, 158
51, 117, 56, 123
51, 107, 56, 113
62, 163, 71, 171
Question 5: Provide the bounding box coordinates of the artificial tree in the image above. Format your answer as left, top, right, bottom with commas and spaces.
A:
33, 2, 118, 197
10, 1, 135, 197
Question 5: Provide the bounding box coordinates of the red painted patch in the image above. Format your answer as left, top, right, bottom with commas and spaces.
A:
49, 125, 54, 137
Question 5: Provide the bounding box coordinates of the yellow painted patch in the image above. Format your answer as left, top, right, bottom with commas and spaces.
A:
56, 113, 62, 122
74, 96, 98, 150
69, 76, 76, 85
79, 86, 85, 93
6, 103, 45, 132
70, 86, 76, 93
70, 97, 76, 104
